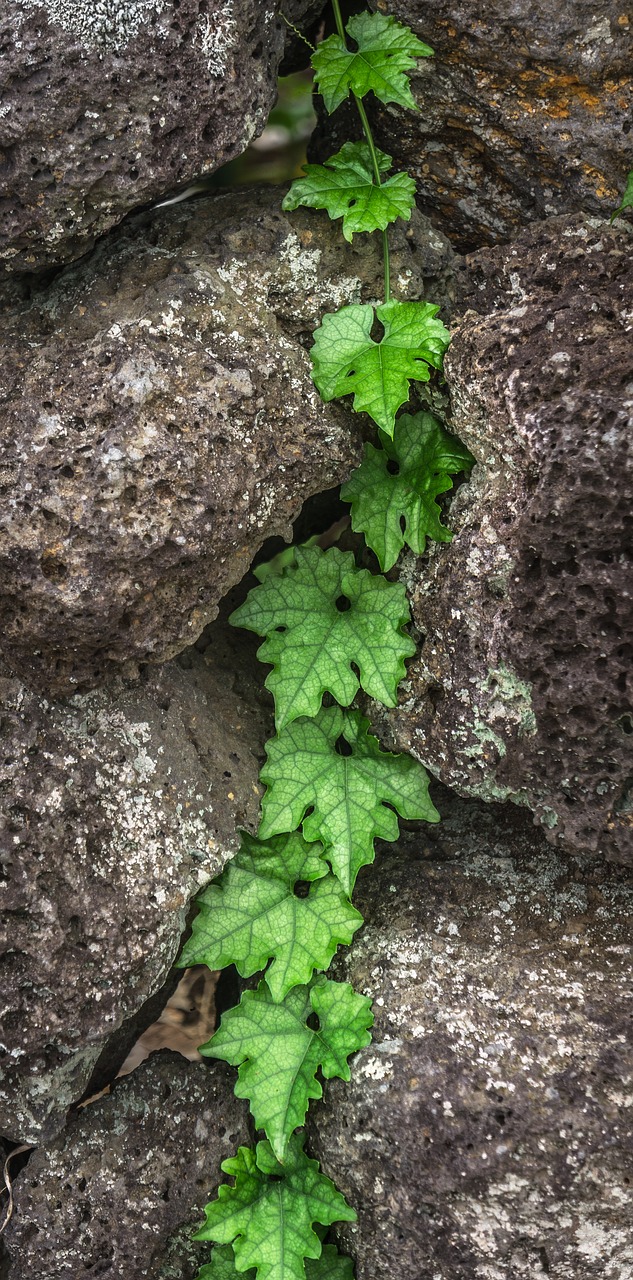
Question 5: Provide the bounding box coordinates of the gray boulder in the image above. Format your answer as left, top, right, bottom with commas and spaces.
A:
3, 1052, 250, 1279
0, 187, 455, 695
1, 0, 317, 273
0, 629, 268, 1143
375, 214, 632, 863
308, 790, 633, 1279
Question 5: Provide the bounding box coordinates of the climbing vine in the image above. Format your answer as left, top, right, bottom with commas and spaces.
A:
183, 6, 472, 1277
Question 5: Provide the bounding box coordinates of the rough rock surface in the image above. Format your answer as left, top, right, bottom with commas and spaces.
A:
0, 627, 269, 1143
3, 1052, 251, 1279
1, 0, 319, 274
308, 790, 633, 1280
316, 0, 632, 251
374, 215, 632, 863
0, 186, 455, 695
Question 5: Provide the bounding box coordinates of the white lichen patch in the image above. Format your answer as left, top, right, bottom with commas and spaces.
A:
17, 0, 168, 53
196, 1, 238, 76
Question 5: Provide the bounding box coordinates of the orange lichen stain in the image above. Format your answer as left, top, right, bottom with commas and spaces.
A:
580, 162, 619, 199
447, 26, 456, 36
513, 68, 603, 119
617, 13, 629, 23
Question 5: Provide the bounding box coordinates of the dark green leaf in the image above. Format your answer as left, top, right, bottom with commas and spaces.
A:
282, 141, 416, 241
312, 10, 433, 114
341, 411, 475, 570
311, 300, 450, 437
230, 545, 415, 729
259, 704, 439, 895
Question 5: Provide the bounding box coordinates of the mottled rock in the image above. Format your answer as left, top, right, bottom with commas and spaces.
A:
4, 1052, 250, 1279
316, 0, 632, 251
308, 790, 633, 1280
0, 186, 455, 696
375, 215, 632, 863
1, 0, 320, 273
0, 629, 269, 1143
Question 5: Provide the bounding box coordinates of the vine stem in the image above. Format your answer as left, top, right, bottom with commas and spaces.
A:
330, 0, 391, 301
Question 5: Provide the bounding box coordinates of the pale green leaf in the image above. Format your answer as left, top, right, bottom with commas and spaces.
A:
282, 141, 416, 241
253, 536, 319, 584
259, 704, 439, 895
178, 831, 362, 1003
202, 976, 373, 1160
194, 1135, 356, 1280
230, 545, 415, 730
312, 10, 433, 114
311, 300, 450, 436
341, 411, 475, 570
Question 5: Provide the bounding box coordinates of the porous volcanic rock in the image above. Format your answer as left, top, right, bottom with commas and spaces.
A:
374, 214, 632, 863
0, 627, 269, 1144
3, 1052, 251, 1279
0, 187, 455, 695
308, 790, 633, 1280
1, 0, 319, 273
315, 0, 632, 251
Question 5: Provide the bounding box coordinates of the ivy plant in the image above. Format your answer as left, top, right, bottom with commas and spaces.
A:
185, 5, 473, 1278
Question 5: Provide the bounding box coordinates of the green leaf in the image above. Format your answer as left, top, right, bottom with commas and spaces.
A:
198, 1243, 354, 1280
230, 544, 415, 730
259, 704, 439, 895
194, 1134, 356, 1280
311, 300, 450, 436
341, 411, 475, 571
282, 141, 416, 242
312, 10, 433, 114
178, 831, 363, 1003
202, 976, 373, 1161
611, 169, 633, 222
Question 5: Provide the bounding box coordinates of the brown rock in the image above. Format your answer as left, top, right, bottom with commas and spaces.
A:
4, 1052, 250, 1279
375, 214, 632, 863
308, 790, 633, 1280
1, 0, 318, 273
0, 629, 269, 1143
0, 187, 455, 695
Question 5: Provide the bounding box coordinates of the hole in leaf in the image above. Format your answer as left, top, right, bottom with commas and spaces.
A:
293, 880, 311, 899
370, 314, 385, 343
268, 1174, 283, 1183
335, 735, 353, 757
307, 1012, 321, 1031
275, 625, 287, 633
399, 515, 407, 532
386, 459, 400, 475
346, 368, 356, 378
335, 594, 351, 612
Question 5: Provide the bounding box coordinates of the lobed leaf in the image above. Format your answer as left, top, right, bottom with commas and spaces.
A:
230, 544, 415, 730
202, 976, 373, 1160
194, 1134, 356, 1280
179, 831, 362, 1003
341, 411, 475, 570
282, 141, 416, 241
259, 704, 439, 895
311, 300, 450, 436
312, 10, 433, 114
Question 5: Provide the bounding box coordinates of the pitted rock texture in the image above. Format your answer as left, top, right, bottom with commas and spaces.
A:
316, 0, 632, 251
0, 186, 455, 696
308, 790, 633, 1280
375, 215, 632, 863
1, 0, 319, 273
0, 631, 269, 1143
4, 1053, 251, 1279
